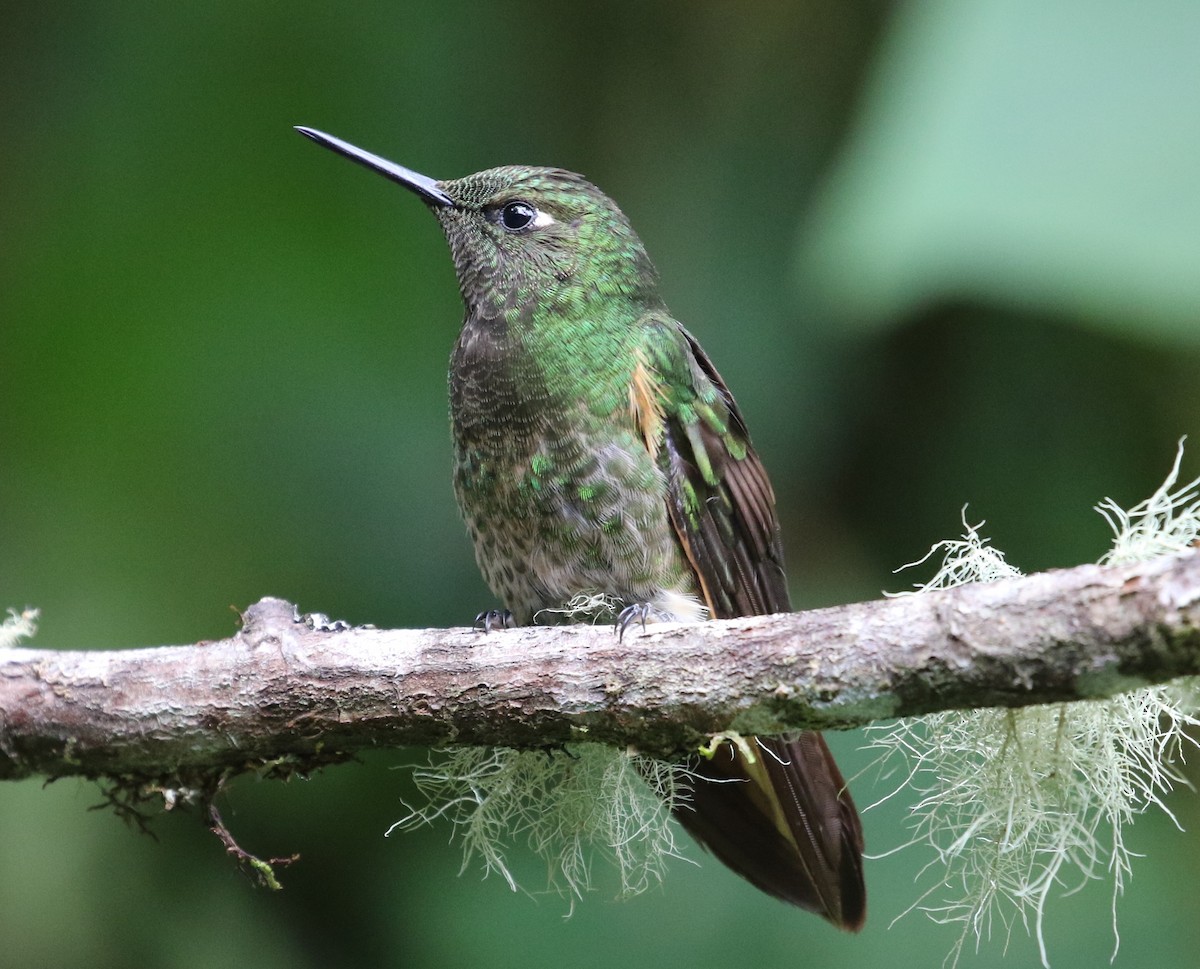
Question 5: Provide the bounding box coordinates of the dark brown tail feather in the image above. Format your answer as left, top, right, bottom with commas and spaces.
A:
673, 731, 866, 930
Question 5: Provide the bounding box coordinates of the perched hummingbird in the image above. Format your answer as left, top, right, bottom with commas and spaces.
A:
297, 126, 866, 930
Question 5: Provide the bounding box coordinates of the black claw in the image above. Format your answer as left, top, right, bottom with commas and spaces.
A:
615, 602, 652, 641
473, 608, 515, 632
293, 608, 353, 632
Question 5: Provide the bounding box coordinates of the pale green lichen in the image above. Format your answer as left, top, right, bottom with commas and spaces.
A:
887, 510, 1023, 592
869, 441, 1200, 967
387, 745, 693, 906
1097, 437, 1200, 566
0, 607, 39, 648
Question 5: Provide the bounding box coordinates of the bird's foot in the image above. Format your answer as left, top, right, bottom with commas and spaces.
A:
615, 602, 656, 641
474, 609, 516, 632
292, 607, 362, 633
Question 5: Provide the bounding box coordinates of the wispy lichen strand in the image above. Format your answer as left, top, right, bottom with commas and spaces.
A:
869, 441, 1200, 967
0, 607, 39, 648
387, 745, 691, 905
1098, 437, 1199, 566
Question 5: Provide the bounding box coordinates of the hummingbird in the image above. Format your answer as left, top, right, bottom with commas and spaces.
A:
296, 126, 866, 930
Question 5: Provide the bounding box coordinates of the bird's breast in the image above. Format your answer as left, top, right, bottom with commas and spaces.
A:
446, 313, 693, 620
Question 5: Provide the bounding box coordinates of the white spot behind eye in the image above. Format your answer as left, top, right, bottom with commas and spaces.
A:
531, 208, 557, 229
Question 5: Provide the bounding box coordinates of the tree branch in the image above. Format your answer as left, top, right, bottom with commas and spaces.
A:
3, 549, 1200, 785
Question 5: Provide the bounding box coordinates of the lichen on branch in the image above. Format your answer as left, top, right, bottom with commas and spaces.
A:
867, 441, 1200, 967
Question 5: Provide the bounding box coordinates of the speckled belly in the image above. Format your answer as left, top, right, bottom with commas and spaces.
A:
452, 423, 700, 625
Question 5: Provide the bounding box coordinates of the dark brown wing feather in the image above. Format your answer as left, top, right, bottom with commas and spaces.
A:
651, 322, 866, 930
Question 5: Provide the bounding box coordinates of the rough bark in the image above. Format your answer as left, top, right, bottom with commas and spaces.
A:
2, 549, 1200, 785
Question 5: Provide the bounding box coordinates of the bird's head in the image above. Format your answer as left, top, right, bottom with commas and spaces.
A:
297, 128, 660, 321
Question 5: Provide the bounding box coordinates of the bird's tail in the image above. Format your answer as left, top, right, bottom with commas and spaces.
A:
673, 731, 866, 930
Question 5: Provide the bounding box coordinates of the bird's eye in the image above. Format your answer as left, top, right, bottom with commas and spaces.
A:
500, 201, 536, 231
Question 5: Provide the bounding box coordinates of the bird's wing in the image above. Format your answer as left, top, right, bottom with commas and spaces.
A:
630, 315, 866, 930
630, 316, 789, 618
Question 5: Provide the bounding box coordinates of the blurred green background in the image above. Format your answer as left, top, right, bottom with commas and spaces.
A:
3, 2, 1200, 966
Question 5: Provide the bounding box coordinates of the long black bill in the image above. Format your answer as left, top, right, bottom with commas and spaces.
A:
294, 126, 453, 207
